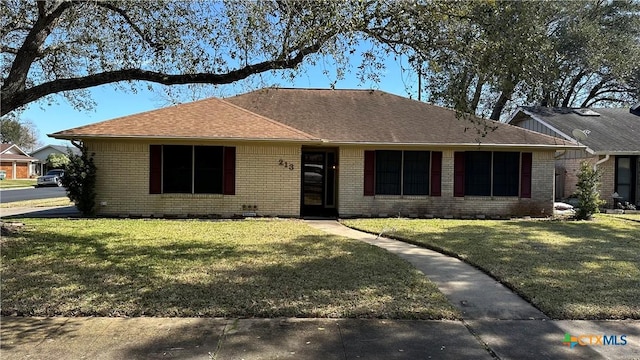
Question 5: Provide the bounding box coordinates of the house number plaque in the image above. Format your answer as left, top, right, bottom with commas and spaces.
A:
278, 159, 294, 170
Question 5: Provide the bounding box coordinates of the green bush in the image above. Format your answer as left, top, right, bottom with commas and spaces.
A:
575, 161, 605, 220
61, 145, 96, 216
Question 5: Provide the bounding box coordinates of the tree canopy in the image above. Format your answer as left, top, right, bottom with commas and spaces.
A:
0, 113, 41, 151
2, 1, 638, 120
2, 0, 386, 115
368, 1, 640, 119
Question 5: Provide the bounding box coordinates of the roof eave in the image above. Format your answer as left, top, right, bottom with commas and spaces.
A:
48, 133, 322, 144
324, 141, 584, 150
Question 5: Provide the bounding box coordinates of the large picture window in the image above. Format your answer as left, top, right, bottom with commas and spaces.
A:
374, 150, 430, 195
150, 145, 234, 195
457, 151, 526, 197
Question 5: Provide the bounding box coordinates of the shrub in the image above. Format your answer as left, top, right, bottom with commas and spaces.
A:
61, 145, 97, 216
575, 161, 605, 220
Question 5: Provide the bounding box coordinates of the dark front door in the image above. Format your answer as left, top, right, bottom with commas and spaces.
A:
302, 150, 337, 217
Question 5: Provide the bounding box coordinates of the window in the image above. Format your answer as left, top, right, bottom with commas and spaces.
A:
465, 151, 491, 196
615, 156, 637, 203
403, 151, 430, 195
374, 150, 430, 195
375, 151, 402, 195
492, 152, 520, 196
456, 151, 528, 197
150, 145, 235, 195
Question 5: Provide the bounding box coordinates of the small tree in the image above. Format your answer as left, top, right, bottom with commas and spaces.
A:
46, 153, 70, 169
61, 145, 97, 216
575, 161, 605, 220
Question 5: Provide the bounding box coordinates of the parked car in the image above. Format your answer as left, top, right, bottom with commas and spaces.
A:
37, 169, 65, 187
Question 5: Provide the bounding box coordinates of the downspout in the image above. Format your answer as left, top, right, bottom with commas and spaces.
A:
594, 154, 610, 170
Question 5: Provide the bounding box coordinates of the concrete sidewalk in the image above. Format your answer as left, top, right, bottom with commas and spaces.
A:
0, 205, 80, 218
3, 317, 637, 359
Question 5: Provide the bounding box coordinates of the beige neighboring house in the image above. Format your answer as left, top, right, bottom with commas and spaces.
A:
0, 143, 39, 179
508, 105, 640, 208
50, 88, 578, 218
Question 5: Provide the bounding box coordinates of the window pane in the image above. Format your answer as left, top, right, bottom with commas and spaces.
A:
616, 157, 632, 202
376, 151, 402, 195
465, 152, 491, 196
493, 152, 520, 196
163, 145, 192, 193
403, 151, 430, 195
194, 146, 223, 194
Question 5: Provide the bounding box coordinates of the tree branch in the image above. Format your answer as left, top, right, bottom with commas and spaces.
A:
94, 2, 164, 52
1, 41, 327, 115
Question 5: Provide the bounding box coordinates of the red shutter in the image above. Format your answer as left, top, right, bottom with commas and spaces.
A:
223, 147, 236, 195
149, 145, 162, 194
521, 152, 532, 198
454, 152, 465, 197
430, 151, 442, 196
364, 150, 375, 196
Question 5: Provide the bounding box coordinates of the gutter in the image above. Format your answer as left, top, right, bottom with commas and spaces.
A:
593, 154, 610, 170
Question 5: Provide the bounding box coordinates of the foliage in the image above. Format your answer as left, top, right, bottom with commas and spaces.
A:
1, 0, 393, 115
0, 114, 41, 151
370, 1, 640, 119
46, 153, 70, 169
344, 217, 640, 319
60, 144, 96, 216
0, 219, 458, 319
575, 161, 605, 220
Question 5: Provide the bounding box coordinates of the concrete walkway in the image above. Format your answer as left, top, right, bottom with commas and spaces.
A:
305, 220, 640, 360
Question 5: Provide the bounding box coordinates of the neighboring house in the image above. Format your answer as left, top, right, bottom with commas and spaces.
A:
508, 105, 640, 208
30, 144, 81, 175
0, 143, 39, 179
50, 88, 578, 218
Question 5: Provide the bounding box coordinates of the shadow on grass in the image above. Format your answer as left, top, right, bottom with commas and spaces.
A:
346, 218, 639, 319
1, 223, 455, 319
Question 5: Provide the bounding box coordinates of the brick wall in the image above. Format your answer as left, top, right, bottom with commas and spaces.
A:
337, 147, 555, 217
555, 154, 616, 207
86, 140, 301, 217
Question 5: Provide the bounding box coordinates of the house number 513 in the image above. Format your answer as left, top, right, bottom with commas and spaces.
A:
278, 159, 294, 170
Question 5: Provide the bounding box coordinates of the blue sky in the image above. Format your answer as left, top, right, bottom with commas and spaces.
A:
22, 51, 421, 147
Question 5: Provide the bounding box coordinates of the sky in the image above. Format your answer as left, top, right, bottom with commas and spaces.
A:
21, 52, 421, 148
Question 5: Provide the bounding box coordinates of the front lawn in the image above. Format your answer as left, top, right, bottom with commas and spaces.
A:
342, 216, 640, 320
1, 219, 458, 319
0, 179, 36, 189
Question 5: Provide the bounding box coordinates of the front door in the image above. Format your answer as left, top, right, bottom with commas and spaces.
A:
301, 150, 337, 217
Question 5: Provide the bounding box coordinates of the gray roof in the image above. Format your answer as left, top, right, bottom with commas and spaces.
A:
514, 106, 640, 154
226, 88, 574, 148
30, 144, 81, 156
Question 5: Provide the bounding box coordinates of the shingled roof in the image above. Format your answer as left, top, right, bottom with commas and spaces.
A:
51, 97, 318, 142
510, 106, 640, 154
226, 88, 574, 148
52, 88, 576, 149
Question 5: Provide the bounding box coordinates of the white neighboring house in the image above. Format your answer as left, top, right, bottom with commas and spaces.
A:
29, 144, 81, 176
0, 143, 39, 179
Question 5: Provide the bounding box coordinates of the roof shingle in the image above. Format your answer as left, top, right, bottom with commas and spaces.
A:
515, 106, 640, 153
51, 97, 318, 141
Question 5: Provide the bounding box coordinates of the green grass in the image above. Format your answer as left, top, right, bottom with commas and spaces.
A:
342, 216, 640, 320
1, 219, 458, 319
0, 197, 73, 208
0, 179, 36, 189
605, 213, 640, 222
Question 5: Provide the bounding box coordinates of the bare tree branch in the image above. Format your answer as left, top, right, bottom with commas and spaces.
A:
94, 2, 164, 52
1, 40, 328, 115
